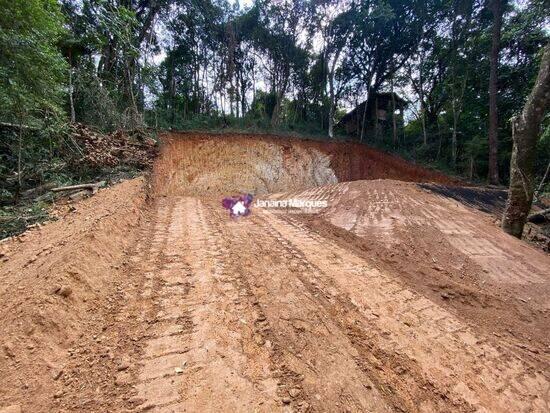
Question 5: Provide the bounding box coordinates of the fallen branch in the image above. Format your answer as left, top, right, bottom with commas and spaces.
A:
21, 182, 57, 199
52, 181, 106, 193
0, 121, 38, 130
527, 208, 550, 224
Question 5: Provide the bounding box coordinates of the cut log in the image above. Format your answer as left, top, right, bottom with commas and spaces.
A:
51, 181, 106, 193
21, 182, 57, 199
527, 208, 550, 224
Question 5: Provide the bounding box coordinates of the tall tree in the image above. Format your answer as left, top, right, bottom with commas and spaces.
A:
308, 1, 353, 138
341, 0, 428, 141
252, 0, 307, 127
501, 44, 549, 237
488, 0, 504, 185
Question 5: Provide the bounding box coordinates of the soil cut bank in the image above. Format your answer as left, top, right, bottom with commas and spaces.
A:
152, 132, 458, 196
0, 133, 548, 413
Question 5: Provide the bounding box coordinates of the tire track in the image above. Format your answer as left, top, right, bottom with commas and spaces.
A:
202, 201, 395, 412
133, 198, 192, 412
167, 197, 280, 412
260, 210, 549, 413
251, 212, 472, 413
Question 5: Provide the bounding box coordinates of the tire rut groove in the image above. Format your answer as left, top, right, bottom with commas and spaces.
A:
252, 212, 469, 413
133, 198, 193, 412
204, 201, 394, 412
202, 202, 314, 412
263, 210, 549, 413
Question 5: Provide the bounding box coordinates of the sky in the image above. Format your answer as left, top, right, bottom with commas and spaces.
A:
230, 0, 254, 9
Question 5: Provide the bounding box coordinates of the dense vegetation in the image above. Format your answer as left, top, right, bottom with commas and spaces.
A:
0, 0, 548, 233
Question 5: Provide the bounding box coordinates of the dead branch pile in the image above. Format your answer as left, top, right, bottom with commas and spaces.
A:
67, 123, 158, 169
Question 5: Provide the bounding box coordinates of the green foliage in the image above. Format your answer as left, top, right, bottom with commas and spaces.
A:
249, 91, 278, 120
1, 0, 549, 207
383, 0, 549, 182
0, 200, 51, 239
0, 0, 67, 123
0, 0, 68, 204
72, 63, 123, 130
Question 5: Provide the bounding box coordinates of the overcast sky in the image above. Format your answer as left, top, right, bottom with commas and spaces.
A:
230, 0, 254, 9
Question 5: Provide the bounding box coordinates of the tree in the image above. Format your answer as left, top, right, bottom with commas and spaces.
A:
501, 44, 549, 238
307, 1, 353, 138
341, 0, 428, 141
251, 0, 308, 127
60, 0, 179, 130
0, 0, 67, 189
0, 0, 66, 121
487, 0, 505, 185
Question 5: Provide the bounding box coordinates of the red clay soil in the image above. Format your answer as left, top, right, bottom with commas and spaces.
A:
0, 133, 548, 413
0, 178, 148, 413
308, 140, 459, 184
153, 133, 458, 196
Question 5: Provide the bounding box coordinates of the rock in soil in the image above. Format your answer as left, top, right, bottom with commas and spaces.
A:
55, 285, 72, 298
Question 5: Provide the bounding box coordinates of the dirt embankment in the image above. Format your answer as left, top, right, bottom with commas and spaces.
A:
0, 178, 148, 412
152, 133, 458, 197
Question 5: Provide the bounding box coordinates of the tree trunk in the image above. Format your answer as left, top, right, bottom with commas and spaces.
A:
534, 161, 550, 201
69, 67, 75, 123
327, 47, 344, 140
391, 80, 397, 147
488, 0, 503, 185
137, 2, 161, 45
17, 117, 23, 191
68, 50, 75, 123
374, 96, 379, 141
360, 99, 368, 143
240, 71, 247, 117
328, 73, 335, 139
400, 103, 405, 144
271, 92, 282, 127
501, 44, 550, 238
419, 60, 427, 146
421, 102, 427, 146
328, 110, 334, 139
452, 107, 458, 167
436, 119, 442, 160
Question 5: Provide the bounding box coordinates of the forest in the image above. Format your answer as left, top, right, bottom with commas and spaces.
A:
0, 0, 549, 233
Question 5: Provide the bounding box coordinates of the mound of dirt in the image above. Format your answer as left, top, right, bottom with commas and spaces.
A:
284, 179, 550, 345
0, 178, 147, 412
152, 133, 459, 197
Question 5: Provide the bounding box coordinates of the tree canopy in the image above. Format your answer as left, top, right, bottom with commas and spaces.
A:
0, 0, 548, 186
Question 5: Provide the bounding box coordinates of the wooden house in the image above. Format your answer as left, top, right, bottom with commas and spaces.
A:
337, 92, 406, 139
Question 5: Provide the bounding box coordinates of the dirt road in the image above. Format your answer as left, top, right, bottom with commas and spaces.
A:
1, 133, 548, 412
117, 194, 548, 412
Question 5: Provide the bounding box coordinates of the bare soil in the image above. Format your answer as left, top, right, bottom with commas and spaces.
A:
0, 133, 548, 413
